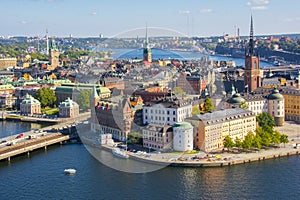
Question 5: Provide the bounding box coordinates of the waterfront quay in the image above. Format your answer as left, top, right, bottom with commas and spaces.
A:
91, 121, 300, 168
98, 142, 300, 168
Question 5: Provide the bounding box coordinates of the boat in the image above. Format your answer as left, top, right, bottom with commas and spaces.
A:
112, 147, 129, 159
64, 168, 76, 174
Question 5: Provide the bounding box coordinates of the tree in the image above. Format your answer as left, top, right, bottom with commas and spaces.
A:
280, 134, 289, 148
243, 131, 255, 149
256, 112, 276, 130
256, 127, 271, 147
203, 98, 215, 112
239, 101, 249, 109
173, 86, 185, 95
128, 132, 142, 145
271, 130, 281, 145
34, 87, 56, 108
235, 137, 243, 148
252, 134, 262, 149
77, 89, 92, 110
223, 135, 234, 150
192, 105, 201, 116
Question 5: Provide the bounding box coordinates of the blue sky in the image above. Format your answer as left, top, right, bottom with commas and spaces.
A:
0, 0, 299, 37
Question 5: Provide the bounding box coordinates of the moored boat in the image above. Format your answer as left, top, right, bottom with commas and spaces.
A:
112, 147, 129, 159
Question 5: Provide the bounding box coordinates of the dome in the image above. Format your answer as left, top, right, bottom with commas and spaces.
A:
268, 89, 283, 100
228, 93, 245, 104
173, 122, 193, 129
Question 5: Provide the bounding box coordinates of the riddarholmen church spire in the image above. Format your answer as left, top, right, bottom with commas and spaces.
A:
244, 14, 262, 93
248, 14, 254, 56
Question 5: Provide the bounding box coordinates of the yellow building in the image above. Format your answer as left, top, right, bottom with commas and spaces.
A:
186, 108, 256, 152
0, 58, 17, 70
281, 88, 300, 122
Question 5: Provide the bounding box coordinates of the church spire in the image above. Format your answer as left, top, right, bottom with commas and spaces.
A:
145, 24, 149, 48
143, 24, 152, 63
248, 14, 254, 56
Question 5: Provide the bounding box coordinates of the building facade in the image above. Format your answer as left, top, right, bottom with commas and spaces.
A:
92, 98, 132, 141
143, 98, 192, 126
142, 124, 173, 151
186, 108, 256, 152
20, 94, 41, 115
281, 87, 300, 122
0, 58, 17, 70
173, 122, 194, 152
58, 98, 79, 118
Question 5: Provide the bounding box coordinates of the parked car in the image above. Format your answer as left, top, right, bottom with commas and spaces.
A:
15, 133, 24, 139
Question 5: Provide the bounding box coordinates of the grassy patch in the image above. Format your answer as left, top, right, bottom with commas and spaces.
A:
42, 107, 59, 115
184, 150, 200, 154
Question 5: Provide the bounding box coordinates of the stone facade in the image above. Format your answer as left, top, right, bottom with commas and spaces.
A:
59, 98, 79, 118
20, 94, 41, 115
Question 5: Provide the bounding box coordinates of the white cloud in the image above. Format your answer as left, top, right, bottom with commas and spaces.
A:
200, 9, 212, 13
253, 0, 269, 4
280, 17, 300, 22
251, 6, 268, 10
90, 12, 97, 16
247, 0, 270, 10
179, 10, 190, 14
19, 20, 29, 24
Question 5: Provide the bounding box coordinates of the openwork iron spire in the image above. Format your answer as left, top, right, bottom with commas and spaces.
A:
248, 15, 254, 56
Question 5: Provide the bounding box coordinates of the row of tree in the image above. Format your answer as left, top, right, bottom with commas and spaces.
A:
223, 112, 289, 150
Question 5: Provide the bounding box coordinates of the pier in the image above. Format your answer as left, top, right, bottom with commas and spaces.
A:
0, 133, 70, 162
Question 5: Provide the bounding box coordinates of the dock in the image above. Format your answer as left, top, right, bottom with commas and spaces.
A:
0, 133, 70, 162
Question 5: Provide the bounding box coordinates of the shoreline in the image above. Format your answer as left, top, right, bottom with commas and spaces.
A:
88, 120, 300, 168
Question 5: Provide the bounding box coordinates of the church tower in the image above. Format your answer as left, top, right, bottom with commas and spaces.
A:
143, 25, 152, 63
49, 38, 59, 70
244, 15, 262, 92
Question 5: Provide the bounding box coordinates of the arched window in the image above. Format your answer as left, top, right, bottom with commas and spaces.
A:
254, 60, 257, 69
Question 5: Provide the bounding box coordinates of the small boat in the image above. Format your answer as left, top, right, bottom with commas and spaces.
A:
112, 147, 129, 159
64, 168, 76, 174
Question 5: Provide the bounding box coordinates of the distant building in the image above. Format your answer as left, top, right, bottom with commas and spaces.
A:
0, 84, 14, 94
99, 77, 125, 90
176, 73, 207, 95
142, 124, 173, 151
186, 108, 256, 152
55, 83, 111, 104
20, 94, 41, 115
143, 98, 192, 126
0, 58, 17, 70
0, 92, 16, 108
173, 122, 193, 152
59, 98, 79, 118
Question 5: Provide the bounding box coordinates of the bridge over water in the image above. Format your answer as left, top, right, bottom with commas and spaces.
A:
0, 133, 70, 162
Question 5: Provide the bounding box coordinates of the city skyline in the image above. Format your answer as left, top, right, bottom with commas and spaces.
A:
0, 0, 300, 37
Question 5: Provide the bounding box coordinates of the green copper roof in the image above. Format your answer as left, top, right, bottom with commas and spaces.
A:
228, 93, 245, 104
173, 122, 193, 129
268, 89, 283, 100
